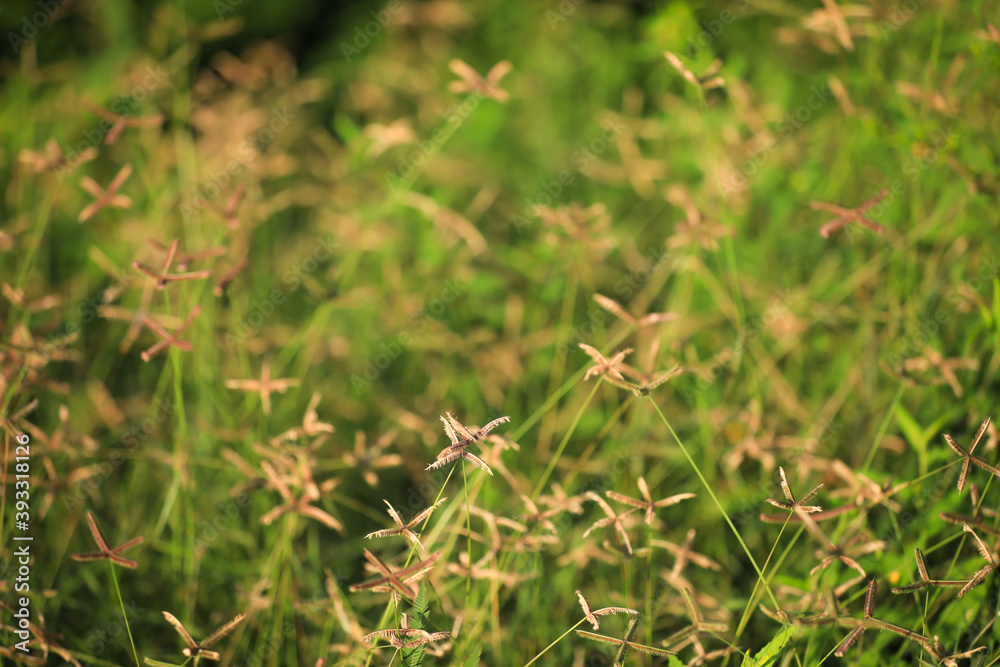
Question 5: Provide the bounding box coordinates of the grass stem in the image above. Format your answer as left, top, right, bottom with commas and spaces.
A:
646, 396, 784, 615
109, 562, 141, 667
522, 618, 586, 667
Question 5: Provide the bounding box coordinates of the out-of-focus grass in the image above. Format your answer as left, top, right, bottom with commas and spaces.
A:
1, 0, 1000, 665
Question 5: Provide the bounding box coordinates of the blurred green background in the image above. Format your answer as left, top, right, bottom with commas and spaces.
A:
2, 0, 1000, 665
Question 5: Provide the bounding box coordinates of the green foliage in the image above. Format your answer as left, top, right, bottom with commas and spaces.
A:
2, 1, 999, 666
741, 625, 794, 667
462, 644, 482, 667
403, 582, 430, 667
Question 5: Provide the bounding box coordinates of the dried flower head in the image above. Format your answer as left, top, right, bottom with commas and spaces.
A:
765, 467, 824, 515
605, 476, 695, 526
448, 59, 512, 102
69, 512, 144, 569
812, 189, 888, 238
365, 498, 447, 553
160, 611, 245, 666
574, 590, 638, 631
82, 99, 164, 145
78, 164, 133, 222
944, 417, 997, 493
579, 344, 633, 383
583, 491, 637, 556
139, 304, 201, 362
426, 411, 511, 476
225, 359, 300, 416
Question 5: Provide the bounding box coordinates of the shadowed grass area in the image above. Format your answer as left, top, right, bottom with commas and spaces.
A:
1, 1, 1000, 666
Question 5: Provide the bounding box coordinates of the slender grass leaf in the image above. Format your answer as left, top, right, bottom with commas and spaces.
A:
741, 625, 793, 667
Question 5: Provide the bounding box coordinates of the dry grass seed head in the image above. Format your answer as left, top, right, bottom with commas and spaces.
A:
812, 188, 888, 238
224, 358, 300, 416
78, 164, 133, 222
890, 547, 970, 594
426, 412, 510, 476
349, 550, 441, 601
160, 611, 245, 665
583, 490, 637, 555
139, 304, 201, 362
447, 59, 512, 102
765, 467, 824, 515
579, 344, 633, 382
944, 417, 997, 493
69, 511, 144, 569
574, 616, 676, 664
344, 429, 403, 486
258, 458, 343, 532
604, 476, 695, 525
364, 497, 447, 553
574, 589, 639, 630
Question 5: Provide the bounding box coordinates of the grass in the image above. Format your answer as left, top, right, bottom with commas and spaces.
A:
2, 0, 1000, 665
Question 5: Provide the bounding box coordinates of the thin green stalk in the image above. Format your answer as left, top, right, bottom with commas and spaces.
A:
693, 84, 744, 356
563, 394, 636, 491
162, 289, 194, 610
109, 563, 141, 667
468, 377, 631, 650
362, 466, 456, 667
15, 186, 57, 294
539, 251, 581, 458
861, 383, 904, 473
266, 515, 297, 667
464, 460, 472, 599
407, 465, 456, 569
729, 518, 805, 665
646, 397, 783, 614
645, 522, 653, 645
509, 328, 634, 445
69, 650, 137, 667
522, 618, 587, 667
530, 379, 603, 501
